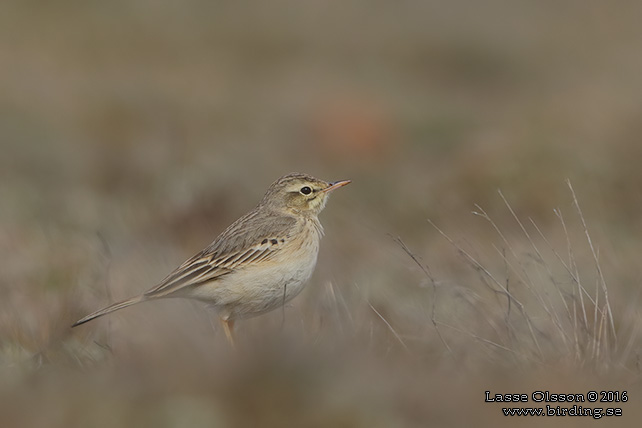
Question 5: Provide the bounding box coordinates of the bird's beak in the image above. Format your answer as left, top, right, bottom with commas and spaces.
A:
322, 180, 351, 193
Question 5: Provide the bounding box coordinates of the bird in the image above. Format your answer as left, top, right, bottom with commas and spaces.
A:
72, 172, 350, 347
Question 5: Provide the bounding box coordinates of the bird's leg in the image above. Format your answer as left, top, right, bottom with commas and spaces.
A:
221, 318, 236, 349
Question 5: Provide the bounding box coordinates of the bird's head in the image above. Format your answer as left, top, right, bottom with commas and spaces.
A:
261, 173, 350, 216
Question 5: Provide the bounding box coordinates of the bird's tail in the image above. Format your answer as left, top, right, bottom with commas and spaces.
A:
72, 295, 147, 327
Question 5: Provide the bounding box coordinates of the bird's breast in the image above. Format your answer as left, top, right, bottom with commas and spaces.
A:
203, 217, 323, 319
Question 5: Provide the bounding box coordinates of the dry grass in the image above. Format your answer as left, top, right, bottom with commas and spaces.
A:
2, 1, 642, 426
410, 182, 623, 369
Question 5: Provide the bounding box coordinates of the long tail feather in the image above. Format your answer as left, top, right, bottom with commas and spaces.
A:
72, 295, 147, 327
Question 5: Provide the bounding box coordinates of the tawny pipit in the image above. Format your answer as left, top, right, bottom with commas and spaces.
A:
73, 173, 350, 345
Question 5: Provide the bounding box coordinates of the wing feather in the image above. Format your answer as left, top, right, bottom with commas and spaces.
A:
143, 209, 296, 298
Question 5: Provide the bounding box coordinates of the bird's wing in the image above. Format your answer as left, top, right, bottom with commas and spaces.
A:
143, 211, 297, 298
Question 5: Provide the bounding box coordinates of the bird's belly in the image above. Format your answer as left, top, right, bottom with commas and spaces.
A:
189, 247, 319, 319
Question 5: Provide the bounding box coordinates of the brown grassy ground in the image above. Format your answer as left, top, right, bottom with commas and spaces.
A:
2, 1, 642, 426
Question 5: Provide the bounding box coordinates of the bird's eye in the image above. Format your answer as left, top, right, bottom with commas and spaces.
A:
300, 186, 312, 195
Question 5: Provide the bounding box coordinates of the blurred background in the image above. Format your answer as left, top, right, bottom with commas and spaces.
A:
1, 1, 642, 426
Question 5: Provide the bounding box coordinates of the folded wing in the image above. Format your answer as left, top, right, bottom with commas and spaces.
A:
143, 211, 296, 298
